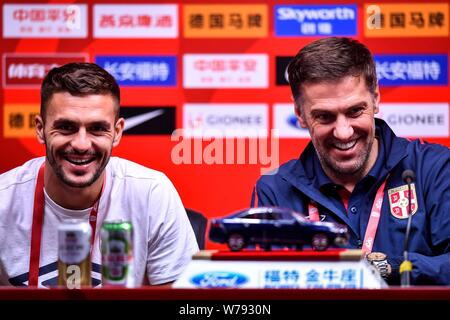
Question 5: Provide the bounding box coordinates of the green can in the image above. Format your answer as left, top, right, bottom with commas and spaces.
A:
100, 221, 134, 287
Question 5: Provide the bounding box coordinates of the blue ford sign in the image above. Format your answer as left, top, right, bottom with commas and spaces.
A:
95, 55, 176, 87
190, 272, 248, 288
375, 54, 448, 86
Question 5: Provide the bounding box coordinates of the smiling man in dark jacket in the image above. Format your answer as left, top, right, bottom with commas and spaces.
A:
251, 37, 450, 285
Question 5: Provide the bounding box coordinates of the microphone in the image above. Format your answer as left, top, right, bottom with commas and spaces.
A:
401, 169, 415, 184
400, 169, 416, 286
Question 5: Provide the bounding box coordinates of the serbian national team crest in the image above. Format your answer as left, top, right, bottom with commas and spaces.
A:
388, 184, 418, 219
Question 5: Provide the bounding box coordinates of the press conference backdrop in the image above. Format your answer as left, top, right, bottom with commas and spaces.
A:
1, 1, 449, 248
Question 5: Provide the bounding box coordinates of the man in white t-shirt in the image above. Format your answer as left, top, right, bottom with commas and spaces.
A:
0, 62, 199, 287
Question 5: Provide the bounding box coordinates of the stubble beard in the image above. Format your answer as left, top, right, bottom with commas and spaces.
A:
45, 141, 111, 188
315, 135, 374, 179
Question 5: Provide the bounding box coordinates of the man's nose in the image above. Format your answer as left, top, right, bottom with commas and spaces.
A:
70, 129, 91, 151
333, 116, 354, 141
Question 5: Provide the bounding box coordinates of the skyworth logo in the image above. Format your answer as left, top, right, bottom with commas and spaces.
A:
275, 5, 357, 36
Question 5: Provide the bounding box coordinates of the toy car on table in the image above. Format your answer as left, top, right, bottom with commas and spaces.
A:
209, 207, 348, 251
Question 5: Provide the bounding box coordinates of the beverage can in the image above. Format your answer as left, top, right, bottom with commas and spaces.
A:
57, 219, 92, 288
100, 221, 134, 287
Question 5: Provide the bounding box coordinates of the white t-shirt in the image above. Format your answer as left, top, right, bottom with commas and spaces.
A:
0, 157, 199, 287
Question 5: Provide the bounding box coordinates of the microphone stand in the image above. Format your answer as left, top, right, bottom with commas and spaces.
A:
400, 171, 414, 287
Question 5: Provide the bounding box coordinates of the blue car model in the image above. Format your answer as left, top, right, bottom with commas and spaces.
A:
209, 207, 348, 251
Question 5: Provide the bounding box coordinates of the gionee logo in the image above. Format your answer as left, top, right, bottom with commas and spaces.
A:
187, 114, 204, 129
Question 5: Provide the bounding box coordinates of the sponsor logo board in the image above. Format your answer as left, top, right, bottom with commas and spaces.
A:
3, 104, 40, 138
275, 4, 357, 36
183, 54, 268, 88
375, 54, 448, 86
190, 272, 249, 288
273, 103, 448, 138
365, 3, 449, 37
275, 54, 448, 87
377, 103, 449, 138
3, 53, 88, 88
275, 56, 292, 86
183, 4, 268, 38
3, 4, 88, 38
120, 107, 176, 135
273, 103, 310, 138
183, 103, 268, 137
96, 56, 176, 86
93, 4, 178, 38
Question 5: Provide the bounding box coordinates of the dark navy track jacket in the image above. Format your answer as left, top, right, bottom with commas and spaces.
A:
251, 119, 450, 285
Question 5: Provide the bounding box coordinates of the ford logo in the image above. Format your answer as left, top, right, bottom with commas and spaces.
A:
190, 271, 248, 288
287, 115, 302, 129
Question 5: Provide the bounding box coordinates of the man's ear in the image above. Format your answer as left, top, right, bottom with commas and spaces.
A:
373, 85, 380, 114
295, 105, 307, 128
35, 115, 45, 144
113, 117, 125, 147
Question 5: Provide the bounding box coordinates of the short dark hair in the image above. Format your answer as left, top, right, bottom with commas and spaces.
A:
288, 37, 377, 107
40, 62, 120, 120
